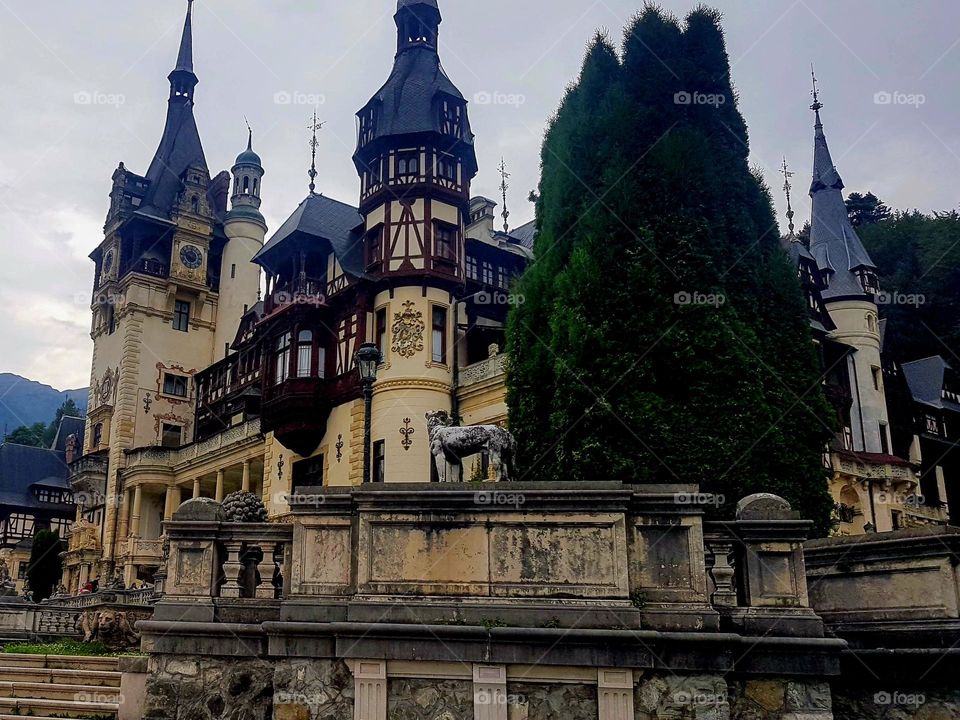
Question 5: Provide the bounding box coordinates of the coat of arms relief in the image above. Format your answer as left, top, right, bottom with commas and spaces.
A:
391, 301, 425, 358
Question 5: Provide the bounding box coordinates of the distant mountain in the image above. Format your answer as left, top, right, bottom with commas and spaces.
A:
0, 374, 88, 436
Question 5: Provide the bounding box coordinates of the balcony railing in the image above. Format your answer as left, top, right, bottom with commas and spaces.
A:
264, 277, 328, 315
131, 258, 169, 279
458, 353, 508, 388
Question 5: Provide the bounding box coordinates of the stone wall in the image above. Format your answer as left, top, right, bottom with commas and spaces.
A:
728, 679, 832, 720
635, 675, 729, 719
508, 682, 598, 720
143, 655, 275, 720
832, 685, 960, 720
388, 678, 474, 720
274, 659, 353, 720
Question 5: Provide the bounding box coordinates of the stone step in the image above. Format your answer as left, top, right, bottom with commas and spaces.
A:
0, 696, 118, 718
0, 665, 122, 686
0, 680, 121, 703
0, 653, 120, 672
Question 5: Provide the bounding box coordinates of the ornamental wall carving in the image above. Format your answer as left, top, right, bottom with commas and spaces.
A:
391, 301, 424, 358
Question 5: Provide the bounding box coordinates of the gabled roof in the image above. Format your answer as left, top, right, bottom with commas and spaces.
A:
509, 220, 537, 251
50, 416, 84, 453
0, 443, 70, 509
253, 194, 365, 276
901, 356, 960, 411
808, 105, 876, 301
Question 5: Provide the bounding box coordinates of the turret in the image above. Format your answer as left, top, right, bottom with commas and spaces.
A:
215, 130, 266, 359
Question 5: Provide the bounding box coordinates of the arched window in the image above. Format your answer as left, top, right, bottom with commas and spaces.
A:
191, 195, 199, 213
253, 178, 259, 196
296, 330, 313, 378
274, 332, 292, 384
243, 176, 250, 193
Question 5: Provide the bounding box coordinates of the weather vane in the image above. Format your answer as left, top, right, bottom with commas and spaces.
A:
810, 64, 823, 113
780, 157, 796, 236
499, 157, 510, 234
308, 110, 325, 195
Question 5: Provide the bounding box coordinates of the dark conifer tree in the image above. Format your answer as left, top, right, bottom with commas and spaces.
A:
507, 6, 834, 532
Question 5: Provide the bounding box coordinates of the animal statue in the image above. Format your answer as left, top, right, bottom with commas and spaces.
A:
425, 411, 516, 483
76, 609, 141, 649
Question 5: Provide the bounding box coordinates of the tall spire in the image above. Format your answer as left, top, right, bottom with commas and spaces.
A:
175, 0, 195, 73
308, 111, 324, 196
499, 158, 511, 234
780, 157, 796, 237
806, 74, 877, 300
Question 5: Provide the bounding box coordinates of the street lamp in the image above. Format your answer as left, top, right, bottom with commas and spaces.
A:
354, 342, 383, 483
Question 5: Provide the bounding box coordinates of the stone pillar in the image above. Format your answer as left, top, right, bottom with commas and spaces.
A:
473, 665, 507, 720
215, 470, 225, 502
241, 460, 251, 493
130, 485, 143, 538
193, 477, 201, 498
353, 660, 387, 720
598, 669, 634, 720
164, 485, 177, 522
117, 490, 131, 541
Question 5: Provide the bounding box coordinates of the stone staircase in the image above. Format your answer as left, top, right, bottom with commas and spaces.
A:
0, 653, 120, 718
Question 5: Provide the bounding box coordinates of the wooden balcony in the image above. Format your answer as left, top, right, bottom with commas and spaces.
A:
261, 374, 359, 457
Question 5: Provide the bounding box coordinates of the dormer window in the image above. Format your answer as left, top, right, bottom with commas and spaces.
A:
396, 151, 419, 178
359, 107, 377, 147
439, 100, 463, 139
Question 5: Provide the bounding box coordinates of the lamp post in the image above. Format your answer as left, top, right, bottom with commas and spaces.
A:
354, 342, 383, 483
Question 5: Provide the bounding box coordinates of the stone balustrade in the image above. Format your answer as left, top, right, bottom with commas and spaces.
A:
458, 353, 508, 388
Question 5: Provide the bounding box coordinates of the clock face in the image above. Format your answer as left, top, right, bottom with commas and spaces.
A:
103, 250, 115, 273
179, 245, 203, 270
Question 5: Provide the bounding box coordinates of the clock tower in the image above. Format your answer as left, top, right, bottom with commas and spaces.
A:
81, 0, 257, 578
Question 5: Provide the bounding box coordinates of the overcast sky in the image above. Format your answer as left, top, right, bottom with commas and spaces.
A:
1, 0, 958, 391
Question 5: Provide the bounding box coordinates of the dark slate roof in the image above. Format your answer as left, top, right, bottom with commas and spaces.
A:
509, 220, 537, 251
138, 3, 207, 219
50, 416, 85, 453
808, 108, 876, 300
0, 443, 69, 509
253, 194, 365, 276
398, 0, 439, 9
901, 356, 957, 410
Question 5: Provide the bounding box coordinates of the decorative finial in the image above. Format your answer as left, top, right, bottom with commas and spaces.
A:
499, 157, 511, 234
308, 110, 325, 196
780, 157, 796, 237
810, 64, 823, 113
244, 116, 252, 150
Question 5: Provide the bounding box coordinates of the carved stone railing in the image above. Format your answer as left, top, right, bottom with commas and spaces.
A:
458, 353, 508, 388
123, 419, 261, 470
126, 538, 164, 560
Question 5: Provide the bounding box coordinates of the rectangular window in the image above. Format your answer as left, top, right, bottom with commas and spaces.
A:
163, 373, 188, 398
434, 224, 456, 261
376, 308, 388, 354
275, 332, 292, 384
292, 455, 324, 490
296, 331, 313, 378
161, 423, 182, 448
466, 255, 479, 281
106, 305, 116, 335
432, 306, 448, 364
231, 264, 236, 279
49, 517, 72, 537
481, 261, 494, 286
437, 155, 457, 181
872, 366, 882, 391
173, 300, 191, 332
396, 151, 419, 177
879, 422, 889, 454
92, 423, 103, 449
372, 440, 386, 483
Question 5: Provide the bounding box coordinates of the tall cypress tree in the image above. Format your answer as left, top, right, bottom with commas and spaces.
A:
507, 6, 834, 533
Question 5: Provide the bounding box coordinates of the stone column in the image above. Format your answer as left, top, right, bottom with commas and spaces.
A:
117, 490, 131, 541
193, 477, 201, 498
164, 485, 177, 522
598, 668, 634, 720
241, 460, 251, 493
353, 660, 387, 720
215, 470, 225, 502
130, 485, 143, 538
473, 665, 507, 720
